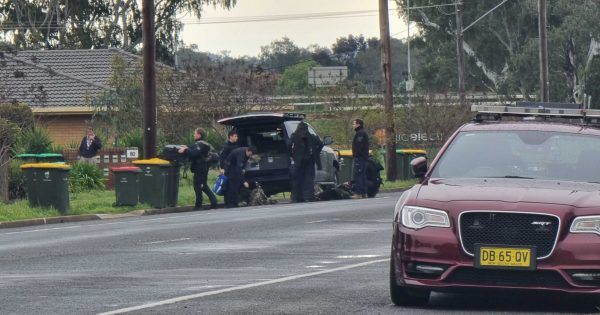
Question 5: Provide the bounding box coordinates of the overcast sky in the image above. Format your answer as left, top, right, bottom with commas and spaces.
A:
179, 0, 406, 57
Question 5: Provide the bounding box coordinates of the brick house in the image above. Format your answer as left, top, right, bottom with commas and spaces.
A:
0, 48, 148, 146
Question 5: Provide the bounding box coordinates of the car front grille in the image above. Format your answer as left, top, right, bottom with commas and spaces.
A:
459, 211, 559, 259
446, 267, 569, 288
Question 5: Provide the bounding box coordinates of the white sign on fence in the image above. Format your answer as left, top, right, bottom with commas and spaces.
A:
308, 66, 348, 87
126, 148, 139, 159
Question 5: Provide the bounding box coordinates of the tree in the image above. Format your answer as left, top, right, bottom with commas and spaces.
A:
0, 0, 238, 63
307, 44, 335, 67
395, 94, 471, 153
259, 37, 311, 73
90, 53, 278, 146
90, 55, 144, 144
0, 117, 20, 203
394, 0, 600, 104
332, 35, 367, 62
353, 37, 414, 94
276, 60, 318, 95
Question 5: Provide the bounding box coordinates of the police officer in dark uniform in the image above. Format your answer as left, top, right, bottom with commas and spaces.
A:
351, 118, 369, 199
178, 128, 218, 209
288, 121, 323, 202
219, 130, 239, 206
224, 146, 257, 208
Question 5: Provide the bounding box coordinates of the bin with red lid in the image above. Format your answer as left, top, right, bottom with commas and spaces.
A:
110, 166, 141, 206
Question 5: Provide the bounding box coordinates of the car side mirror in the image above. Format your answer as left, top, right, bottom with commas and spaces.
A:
411, 156, 428, 179
323, 136, 333, 145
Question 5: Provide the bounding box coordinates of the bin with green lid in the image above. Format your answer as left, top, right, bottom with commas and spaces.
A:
19, 163, 40, 207
16, 154, 39, 163
37, 153, 64, 163
111, 166, 141, 206
390, 149, 427, 180
133, 158, 172, 208
21, 163, 71, 213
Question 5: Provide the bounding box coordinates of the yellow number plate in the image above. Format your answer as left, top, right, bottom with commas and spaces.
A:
475, 245, 535, 270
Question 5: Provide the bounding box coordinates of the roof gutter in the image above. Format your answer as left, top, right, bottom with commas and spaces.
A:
32, 106, 95, 115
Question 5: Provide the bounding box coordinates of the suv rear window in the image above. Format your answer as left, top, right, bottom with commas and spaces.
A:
431, 130, 600, 182
237, 123, 287, 155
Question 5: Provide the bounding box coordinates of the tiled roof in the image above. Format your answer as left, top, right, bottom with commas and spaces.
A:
0, 48, 159, 110
14, 48, 142, 87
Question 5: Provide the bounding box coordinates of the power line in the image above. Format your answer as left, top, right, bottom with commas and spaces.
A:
179, 9, 391, 25
0, 9, 391, 30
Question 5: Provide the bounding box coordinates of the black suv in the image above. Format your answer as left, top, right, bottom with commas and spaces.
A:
218, 112, 339, 196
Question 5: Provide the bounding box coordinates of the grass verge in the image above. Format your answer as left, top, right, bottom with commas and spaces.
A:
0, 169, 416, 222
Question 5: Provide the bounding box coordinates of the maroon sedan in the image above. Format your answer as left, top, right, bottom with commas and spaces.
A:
391, 106, 600, 306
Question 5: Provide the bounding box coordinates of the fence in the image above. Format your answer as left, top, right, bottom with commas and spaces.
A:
62, 147, 139, 189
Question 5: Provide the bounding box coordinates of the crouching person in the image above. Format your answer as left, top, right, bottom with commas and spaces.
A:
224, 146, 257, 208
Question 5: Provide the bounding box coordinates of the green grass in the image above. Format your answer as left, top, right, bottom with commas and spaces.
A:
380, 178, 418, 191
0, 169, 416, 223
0, 169, 224, 222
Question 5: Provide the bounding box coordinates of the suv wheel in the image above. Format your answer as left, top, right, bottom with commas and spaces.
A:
389, 254, 430, 306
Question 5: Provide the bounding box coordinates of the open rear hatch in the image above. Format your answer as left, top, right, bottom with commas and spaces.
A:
218, 112, 305, 127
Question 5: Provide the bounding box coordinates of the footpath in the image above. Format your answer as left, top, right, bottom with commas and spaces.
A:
0, 188, 405, 230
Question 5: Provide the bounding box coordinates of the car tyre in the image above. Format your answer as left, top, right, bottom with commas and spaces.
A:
389, 254, 430, 306
367, 186, 379, 198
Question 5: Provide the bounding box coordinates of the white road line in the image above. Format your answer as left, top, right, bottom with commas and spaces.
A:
142, 238, 192, 245
96, 258, 389, 315
0, 225, 82, 235
336, 254, 381, 259
306, 220, 328, 224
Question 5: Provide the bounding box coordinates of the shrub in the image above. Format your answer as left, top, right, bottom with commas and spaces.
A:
64, 141, 80, 150
69, 162, 105, 193
15, 127, 53, 154
8, 159, 25, 200
119, 128, 143, 150
0, 103, 34, 130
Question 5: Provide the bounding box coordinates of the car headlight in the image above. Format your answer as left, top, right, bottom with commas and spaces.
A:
570, 215, 600, 236
401, 206, 450, 229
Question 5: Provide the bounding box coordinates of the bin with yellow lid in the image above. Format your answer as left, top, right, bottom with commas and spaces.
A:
336, 150, 374, 184
133, 158, 175, 208
392, 149, 427, 180
20, 163, 71, 213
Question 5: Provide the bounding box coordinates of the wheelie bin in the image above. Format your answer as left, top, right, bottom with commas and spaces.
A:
336, 150, 354, 184
19, 163, 39, 207
111, 166, 142, 206
133, 158, 173, 208
21, 163, 71, 213
393, 149, 427, 180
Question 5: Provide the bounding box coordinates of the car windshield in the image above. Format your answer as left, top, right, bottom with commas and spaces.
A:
431, 130, 600, 182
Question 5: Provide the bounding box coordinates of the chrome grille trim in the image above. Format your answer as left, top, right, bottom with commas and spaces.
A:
458, 210, 561, 260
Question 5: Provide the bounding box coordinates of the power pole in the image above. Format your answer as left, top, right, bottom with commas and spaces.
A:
379, 0, 397, 181
455, 0, 466, 106
406, 0, 412, 106
142, 0, 157, 158
538, 0, 549, 102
